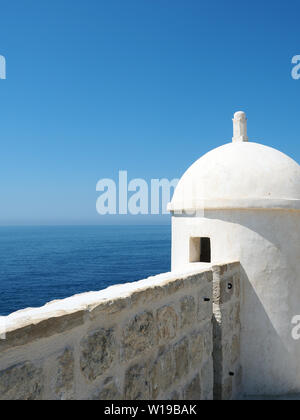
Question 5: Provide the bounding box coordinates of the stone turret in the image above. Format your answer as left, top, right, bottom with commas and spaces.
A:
168, 112, 300, 397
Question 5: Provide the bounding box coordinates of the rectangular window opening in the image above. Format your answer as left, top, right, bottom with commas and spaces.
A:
189, 237, 211, 263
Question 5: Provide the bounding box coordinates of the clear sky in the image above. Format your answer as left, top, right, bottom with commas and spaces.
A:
0, 0, 300, 225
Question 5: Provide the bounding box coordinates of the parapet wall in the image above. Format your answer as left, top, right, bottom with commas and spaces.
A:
0, 262, 240, 400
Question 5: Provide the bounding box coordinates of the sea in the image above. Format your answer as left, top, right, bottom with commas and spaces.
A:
0, 225, 171, 316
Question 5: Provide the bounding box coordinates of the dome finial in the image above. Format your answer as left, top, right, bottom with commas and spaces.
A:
232, 111, 248, 142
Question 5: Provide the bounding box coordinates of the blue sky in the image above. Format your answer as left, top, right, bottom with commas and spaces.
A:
0, 0, 299, 225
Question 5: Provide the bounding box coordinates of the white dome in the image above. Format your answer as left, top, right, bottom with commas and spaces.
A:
168, 141, 300, 211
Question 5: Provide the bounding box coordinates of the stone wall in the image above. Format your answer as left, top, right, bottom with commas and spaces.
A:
212, 263, 242, 400
0, 262, 240, 400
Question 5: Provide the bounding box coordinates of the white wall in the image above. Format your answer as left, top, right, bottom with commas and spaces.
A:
172, 210, 300, 396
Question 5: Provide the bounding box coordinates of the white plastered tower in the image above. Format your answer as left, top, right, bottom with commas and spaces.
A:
168, 112, 300, 397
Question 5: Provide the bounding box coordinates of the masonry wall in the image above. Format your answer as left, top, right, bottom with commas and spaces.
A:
0, 262, 240, 400
212, 263, 242, 400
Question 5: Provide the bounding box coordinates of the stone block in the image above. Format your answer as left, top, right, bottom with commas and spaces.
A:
88, 297, 129, 318
157, 305, 178, 342
150, 347, 175, 398
197, 285, 212, 323
219, 277, 234, 304
222, 376, 233, 400
122, 311, 157, 361
201, 359, 213, 400
202, 322, 213, 359
189, 330, 204, 369
124, 363, 150, 400
233, 273, 240, 298
180, 296, 196, 328
167, 390, 180, 400
0, 361, 43, 400
80, 328, 116, 381
183, 374, 201, 399
165, 278, 184, 295
93, 378, 121, 400
174, 337, 189, 380
54, 347, 74, 399
231, 334, 240, 364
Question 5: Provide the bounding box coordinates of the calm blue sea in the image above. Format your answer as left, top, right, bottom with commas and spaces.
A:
0, 225, 171, 316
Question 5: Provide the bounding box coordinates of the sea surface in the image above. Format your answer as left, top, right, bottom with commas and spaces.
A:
0, 225, 171, 316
